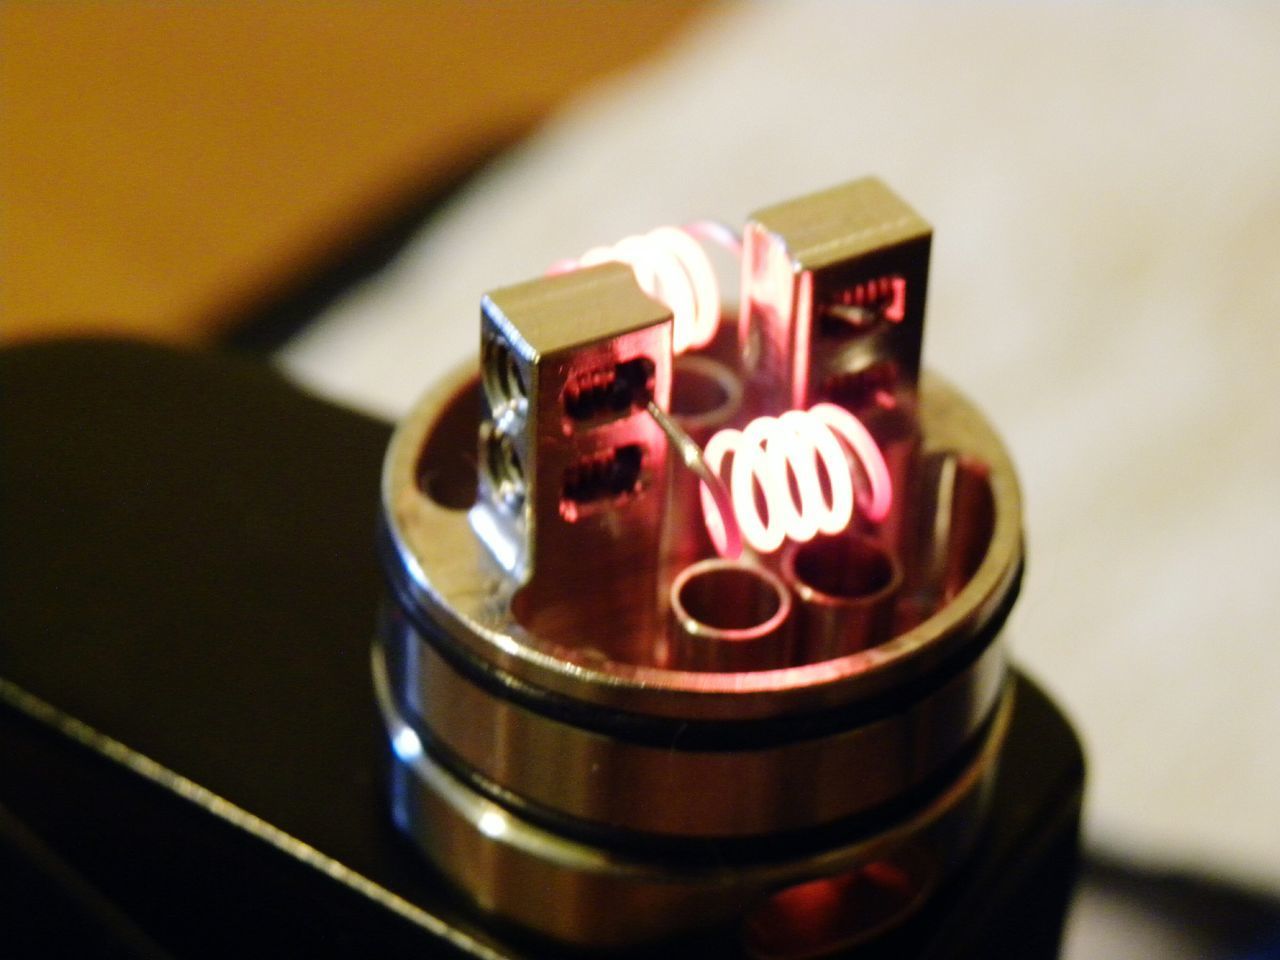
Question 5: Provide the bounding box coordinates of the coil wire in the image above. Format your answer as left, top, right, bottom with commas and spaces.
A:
699, 403, 892, 555
551, 224, 733, 355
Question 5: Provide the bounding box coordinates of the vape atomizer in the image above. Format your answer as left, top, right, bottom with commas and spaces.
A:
376, 179, 1025, 954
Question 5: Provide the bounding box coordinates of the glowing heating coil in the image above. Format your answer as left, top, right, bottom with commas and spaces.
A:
699, 403, 893, 556
550, 224, 730, 355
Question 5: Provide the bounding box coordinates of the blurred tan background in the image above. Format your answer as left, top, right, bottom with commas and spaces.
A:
0, 2, 709, 344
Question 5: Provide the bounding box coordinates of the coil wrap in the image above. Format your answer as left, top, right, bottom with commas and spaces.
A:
700, 403, 892, 555
551, 224, 729, 354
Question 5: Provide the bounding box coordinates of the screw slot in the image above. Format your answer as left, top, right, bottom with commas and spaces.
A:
563, 357, 655, 424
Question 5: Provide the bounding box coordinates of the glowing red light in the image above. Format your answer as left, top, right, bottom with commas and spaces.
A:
554, 225, 723, 354
842, 275, 907, 324
699, 403, 892, 556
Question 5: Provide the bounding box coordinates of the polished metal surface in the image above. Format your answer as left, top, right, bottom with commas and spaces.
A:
669, 559, 793, 669
475, 264, 674, 663
740, 177, 933, 411
378, 179, 1026, 949
382, 624, 1003, 837
380, 368, 1020, 936
376, 644, 1013, 949
383, 370, 1021, 719
783, 533, 903, 660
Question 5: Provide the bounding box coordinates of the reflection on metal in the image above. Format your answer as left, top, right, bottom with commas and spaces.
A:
784, 533, 903, 660
669, 559, 793, 670
378, 178, 1025, 949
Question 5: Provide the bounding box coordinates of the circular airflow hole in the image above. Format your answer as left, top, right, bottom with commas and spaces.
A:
789, 535, 897, 602
670, 560, 793, 671
743, 848, 936, 959
415, 379, 481, 510
670, 355, 742, 432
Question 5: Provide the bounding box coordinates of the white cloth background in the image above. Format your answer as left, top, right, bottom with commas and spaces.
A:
281, 2, 1280, 936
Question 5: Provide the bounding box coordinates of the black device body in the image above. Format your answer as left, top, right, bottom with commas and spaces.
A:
0, 340, 1083, 959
